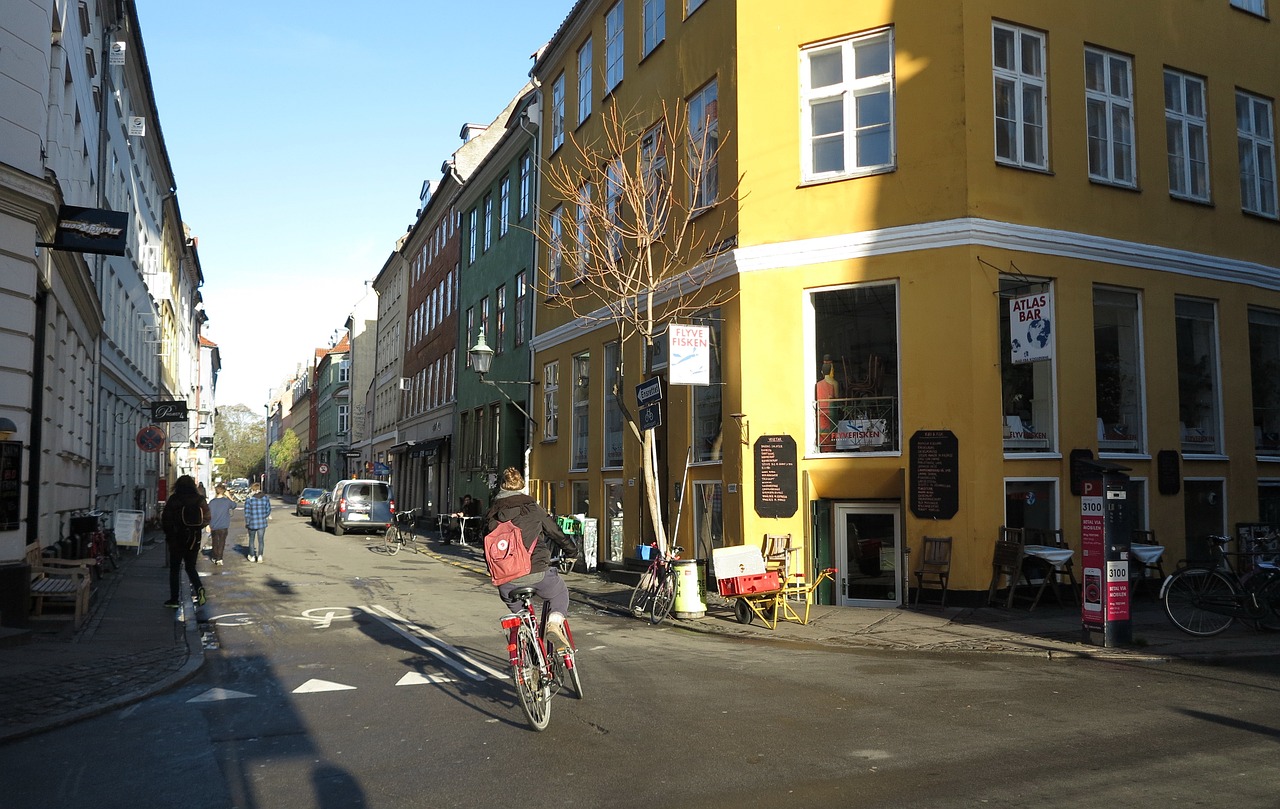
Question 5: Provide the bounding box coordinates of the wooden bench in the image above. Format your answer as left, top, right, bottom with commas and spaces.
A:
25, 543, 94, 629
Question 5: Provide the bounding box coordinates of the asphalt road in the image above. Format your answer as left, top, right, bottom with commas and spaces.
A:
4, 515, 1279, 808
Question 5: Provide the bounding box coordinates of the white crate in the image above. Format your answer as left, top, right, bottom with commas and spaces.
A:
711, 545, 766, 579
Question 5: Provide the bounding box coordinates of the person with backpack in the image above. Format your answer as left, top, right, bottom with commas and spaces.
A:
483, 467, 578, 649
161, 474, 210, 608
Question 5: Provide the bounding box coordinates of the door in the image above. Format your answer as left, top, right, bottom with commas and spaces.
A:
834, 503, 901, 606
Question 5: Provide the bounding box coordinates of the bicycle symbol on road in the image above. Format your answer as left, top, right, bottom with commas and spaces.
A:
207, 607, 362, 629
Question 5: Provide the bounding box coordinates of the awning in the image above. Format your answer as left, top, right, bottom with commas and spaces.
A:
391, 437, 449, 459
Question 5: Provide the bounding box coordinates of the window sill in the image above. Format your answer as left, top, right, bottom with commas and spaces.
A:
799, 165, 895, 189
1003, 451, 1063, 460
994, 159, 1054, 176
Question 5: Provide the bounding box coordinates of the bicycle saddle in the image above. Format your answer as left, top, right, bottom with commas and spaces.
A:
510, 586, 538, 600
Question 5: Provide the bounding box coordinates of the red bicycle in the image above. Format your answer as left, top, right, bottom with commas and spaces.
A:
500, 583, 583, 731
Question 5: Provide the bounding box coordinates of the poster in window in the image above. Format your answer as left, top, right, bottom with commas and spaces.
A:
1009, 290, 1053, 364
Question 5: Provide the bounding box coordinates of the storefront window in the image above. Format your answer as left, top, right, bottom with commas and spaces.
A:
1004, 479, 1058, 531
605, 480, 624, 561
810, 283, 899, 454
1249, 308, 1280, 455
1175, 297, 1221, 454
1093, 287, 1145, 453
571, 480, 589, 516
1000, 279, 1056, 453
692, 310, 723, 463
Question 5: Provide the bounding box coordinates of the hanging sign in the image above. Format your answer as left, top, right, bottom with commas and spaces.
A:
43, 206, 128, 256
1009, 290, 1053, 364
668, 324, 710, 385
151, 400, 188, 422
128, 116, 146, 137
109, 41, 127, 66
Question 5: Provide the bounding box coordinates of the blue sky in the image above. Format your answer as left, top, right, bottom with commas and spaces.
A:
134, 0, 576, 409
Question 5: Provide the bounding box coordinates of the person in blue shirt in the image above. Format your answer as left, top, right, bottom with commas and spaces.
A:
242, 482, 272, 563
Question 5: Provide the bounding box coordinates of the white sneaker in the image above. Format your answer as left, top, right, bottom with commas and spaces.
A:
256, 555, 264, 563
214, 559, 223, 566
249, 554, 257, 563
544, 614, 570, 650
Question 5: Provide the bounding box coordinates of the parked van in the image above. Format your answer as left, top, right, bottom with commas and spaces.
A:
322, 479, 394, 536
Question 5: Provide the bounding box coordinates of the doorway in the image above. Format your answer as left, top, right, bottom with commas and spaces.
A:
834, 503, 901, 606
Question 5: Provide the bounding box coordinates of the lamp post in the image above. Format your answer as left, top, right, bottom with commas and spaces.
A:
468, 330, 537, 429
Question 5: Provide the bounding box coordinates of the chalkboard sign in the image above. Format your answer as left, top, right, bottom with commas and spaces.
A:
754, 435, 798, 518
910, 430, 959, 519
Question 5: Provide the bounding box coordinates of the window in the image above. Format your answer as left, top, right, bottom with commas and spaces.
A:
480, 296, 490, 350
692, 310, 723, 463
689, 79, 719, 209
801, 28, 895, 182
467, 208, 478, 264
1000, 279, 1056, 453
543, 361, 560, 440
514, 271, 528, 346
1231, 0, 1267, 14
475, 407, 487, 471
1093, 288, 1145, 454
499, 175, 510, 236
551, 72, 566, 151
576, 183, 592, 281
1238, 91, 1277, 218
1004, 479, 1059, 532
577, 38, 593, 125
495, 285, 506, 354
519, 153, 532, 219
571, 481, 590, 518
693, 481, 724, 560
641, 124, 669, 235
1248, 308, 1280, 454
1165, 69, 1210, 201
483, 194, 493, 252
1084, 47, 1135, 187
459, 412, 471, 470
549, 205, 564, 294
993, 22, 1048, 170
1175, 297, 1221, 454
339, 359, 350, 383
687, 0, 707, 14
572, 352, 590, 469
465, 307, 475, 365
605, 157, 623, 261
338, 404, 350, 435
606, 2, 625, 91
643, 0, 665, 57
810, 283, 900, 454
604, 341, 623, 468
489, 403, 502, 469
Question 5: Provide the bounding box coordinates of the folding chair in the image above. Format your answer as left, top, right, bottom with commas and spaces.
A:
987, 528, 1029, 608
913, 536, 952, 606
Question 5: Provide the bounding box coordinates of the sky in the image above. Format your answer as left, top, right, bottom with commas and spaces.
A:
133, 0, 577, 410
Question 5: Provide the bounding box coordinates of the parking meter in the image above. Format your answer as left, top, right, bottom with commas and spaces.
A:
1079, 460, 1132, 647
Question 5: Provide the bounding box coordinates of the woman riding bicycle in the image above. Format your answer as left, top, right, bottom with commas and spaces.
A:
484, 467, 578, 649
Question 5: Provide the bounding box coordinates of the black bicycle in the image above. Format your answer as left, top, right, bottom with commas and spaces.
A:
383, 508, 421, 555
628, 543, 682, 625
1160, 535, 1280, 636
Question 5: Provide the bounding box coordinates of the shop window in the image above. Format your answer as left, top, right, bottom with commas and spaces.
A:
1249, 308, 1280, 454
1258, 481, 1280, 525
571, 480, 589, 516
1000, 279, 1056, 453
692, 310, 723, 463
1004, 479, 1059, 532
809, 282, 900, 455
1175, 297, 1221, 454
1183, 479, 1225, 562
1093, 287, 1145, 453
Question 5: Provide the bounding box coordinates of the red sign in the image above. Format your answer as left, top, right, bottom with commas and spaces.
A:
1080, 479, 1105, 629
136, 425, 166, 453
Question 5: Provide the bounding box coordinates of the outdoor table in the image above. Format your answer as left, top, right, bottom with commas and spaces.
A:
1021, 544, 1077, 610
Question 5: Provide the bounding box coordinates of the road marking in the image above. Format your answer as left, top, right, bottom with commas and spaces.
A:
283, 607, 361, 628
396, 672, 457, 686
365, 604, 508, 681
188, 688, 255, 703
209, 612, 254, 627
293, 679, 357, 694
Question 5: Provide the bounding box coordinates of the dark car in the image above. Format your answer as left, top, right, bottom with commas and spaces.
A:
295, 487, 325, 517
309, 492, 331, 530
323, 479, 394, 536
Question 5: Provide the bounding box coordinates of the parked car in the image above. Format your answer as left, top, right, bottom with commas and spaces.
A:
295, 487, 325, 517
322, 479, 394, 536
309, 492, 331, 530
228, 478, 250, 502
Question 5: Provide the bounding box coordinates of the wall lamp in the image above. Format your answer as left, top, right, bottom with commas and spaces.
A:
468, 329, 537, 430
0, 417, 18, 441
729, 413, 750, 445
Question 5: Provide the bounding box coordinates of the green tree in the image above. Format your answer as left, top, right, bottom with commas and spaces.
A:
270, 428, 301, 478
214, 404, 266, 482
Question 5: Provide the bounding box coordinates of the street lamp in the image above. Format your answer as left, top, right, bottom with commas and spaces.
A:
468, 329, 536, 429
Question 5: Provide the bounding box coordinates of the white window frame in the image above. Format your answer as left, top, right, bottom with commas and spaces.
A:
483, 194, 493, 252
993, 22, 1048, 170
605, 157, 623, 262
689, 78, 719, 209
515, 271, 528, 346
576, 183, 592, 282
643, 0, 665, 57
577, 37, 593, 126
572, 352, 590, 470
800, 28, 896, 183
467, 208, 478, 264
338, 404, 350, 435
1237, 90, 1277, 218
549, 205, 564, 295
1084, 47, 1136, 187
543, 361, 560, 440
1165, 69, 1211, 202
519, 154, 532, 219
551, 72, 566, 151
499, 175, 510, 236
605, 2, 625, 91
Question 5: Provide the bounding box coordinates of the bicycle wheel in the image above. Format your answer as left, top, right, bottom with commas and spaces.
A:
383, 524, 401, 556
1162, 568, 1238, 636
1252, 572, 1280, 632
649, 574, 675, 625
628, 570, 655, 616
510, 625, 551, 731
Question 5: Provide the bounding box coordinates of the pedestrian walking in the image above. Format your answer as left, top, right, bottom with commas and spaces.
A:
243, 482, 272, 563
206, 483, 236, 565
161, 475, 209, 608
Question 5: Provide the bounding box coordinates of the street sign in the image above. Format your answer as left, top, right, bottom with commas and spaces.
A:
319, 463, 329, 474
150, 400, 188, 422
212, 457, 226, 465
136, 425, 166, 453
639, 402, 662, 431
343, 451, 361, 458
636, 377, 663, 407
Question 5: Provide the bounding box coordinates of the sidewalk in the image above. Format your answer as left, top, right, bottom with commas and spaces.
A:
2, 530, 1276, 744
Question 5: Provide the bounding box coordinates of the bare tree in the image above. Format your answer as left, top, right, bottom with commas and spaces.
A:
534, 99, 739, 554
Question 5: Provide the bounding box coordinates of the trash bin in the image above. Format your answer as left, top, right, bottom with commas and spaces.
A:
0, 562, 31, 627
673, 559, 706, 619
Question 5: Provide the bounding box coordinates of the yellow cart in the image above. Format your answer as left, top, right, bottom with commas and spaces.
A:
718, 568, 836, 630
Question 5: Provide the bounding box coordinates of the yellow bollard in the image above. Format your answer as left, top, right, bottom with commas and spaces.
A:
673, 559, 706, 619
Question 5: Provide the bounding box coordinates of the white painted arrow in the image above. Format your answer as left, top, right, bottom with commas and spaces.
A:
293, 678, 357, 694
396, 672, 456, 686
187, 688, 255, 703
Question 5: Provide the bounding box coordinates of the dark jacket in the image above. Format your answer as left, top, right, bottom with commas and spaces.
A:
484, 491, 577, 574
162, 487, 210, 546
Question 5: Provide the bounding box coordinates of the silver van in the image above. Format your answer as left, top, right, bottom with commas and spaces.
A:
323, 479, 395, 536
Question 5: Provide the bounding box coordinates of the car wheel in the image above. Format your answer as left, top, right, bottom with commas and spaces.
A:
334, 520, 345, 536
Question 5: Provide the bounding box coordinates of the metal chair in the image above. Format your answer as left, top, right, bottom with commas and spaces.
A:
913, 536, 952, 606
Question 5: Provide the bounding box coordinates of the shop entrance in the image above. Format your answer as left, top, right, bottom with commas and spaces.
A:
834, 503, 901, 606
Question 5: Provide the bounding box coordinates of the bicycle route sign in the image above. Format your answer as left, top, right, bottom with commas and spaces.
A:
136, 425, 166, 453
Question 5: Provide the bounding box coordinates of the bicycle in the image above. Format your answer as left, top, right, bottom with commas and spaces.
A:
383, 508, 421, 556
500, 581, 583, 731
1160, 534, 1280, 636
628, 543, 683, 625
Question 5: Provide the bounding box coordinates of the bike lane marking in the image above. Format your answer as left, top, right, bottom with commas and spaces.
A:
365, 604, 507, 681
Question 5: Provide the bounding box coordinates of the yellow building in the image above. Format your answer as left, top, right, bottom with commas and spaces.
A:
529, 0, 1280, 607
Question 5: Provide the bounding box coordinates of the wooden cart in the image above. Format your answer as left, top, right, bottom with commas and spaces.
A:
717, 567, 836, 630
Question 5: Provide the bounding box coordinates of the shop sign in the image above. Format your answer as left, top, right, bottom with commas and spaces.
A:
835, 419, 886, 450
1009, 290, 1053, 364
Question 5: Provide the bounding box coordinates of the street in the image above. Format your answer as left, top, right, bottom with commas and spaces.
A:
3, 512, 1280, 808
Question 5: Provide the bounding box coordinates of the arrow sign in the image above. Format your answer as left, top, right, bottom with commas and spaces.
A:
636, 376, 662, 407
293, 679, 357, 694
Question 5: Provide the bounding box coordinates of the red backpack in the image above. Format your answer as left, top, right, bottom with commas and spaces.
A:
483, 520, 537, 586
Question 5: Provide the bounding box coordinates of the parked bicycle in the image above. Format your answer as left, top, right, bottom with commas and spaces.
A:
383, 508, 422, 556
1160, 534, 1280, 636
628, 543, 683, 625
500, 578, 583, 731
67, 511, 118, 574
